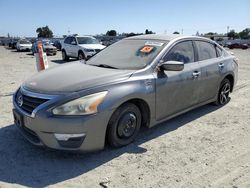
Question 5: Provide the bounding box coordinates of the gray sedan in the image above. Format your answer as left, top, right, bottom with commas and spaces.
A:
13, 34, 238, 152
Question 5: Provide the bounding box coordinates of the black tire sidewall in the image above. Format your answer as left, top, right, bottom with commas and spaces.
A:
107, 103, 142, 147
62, 50, 68, 61
78, 52, 85, 60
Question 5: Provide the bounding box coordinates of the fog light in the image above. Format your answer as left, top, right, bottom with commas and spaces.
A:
54, 133, 86, 141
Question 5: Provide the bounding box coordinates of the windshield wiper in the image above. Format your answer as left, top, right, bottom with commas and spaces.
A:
90, 64, 118, 69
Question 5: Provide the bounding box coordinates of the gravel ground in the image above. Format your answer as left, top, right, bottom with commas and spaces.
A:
0, 46, 249, 188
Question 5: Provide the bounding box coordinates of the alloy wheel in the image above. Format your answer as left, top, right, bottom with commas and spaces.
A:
219, 82, 230, 104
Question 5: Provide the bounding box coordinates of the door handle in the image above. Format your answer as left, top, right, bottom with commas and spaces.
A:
218, 63, 224, 69
192, 71, 200, 79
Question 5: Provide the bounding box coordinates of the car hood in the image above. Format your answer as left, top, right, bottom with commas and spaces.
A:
20, 44, 32, 47
79, 44, 105, 50
43, 45, 56, 49
23, 62, 134, 94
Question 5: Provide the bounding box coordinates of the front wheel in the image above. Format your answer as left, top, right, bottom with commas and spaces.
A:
214, 78, 231, 105
107, 103, 142, 147
78, 51, 85, 60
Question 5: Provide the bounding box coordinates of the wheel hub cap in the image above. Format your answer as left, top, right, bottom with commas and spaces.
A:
117, 113, 137, 138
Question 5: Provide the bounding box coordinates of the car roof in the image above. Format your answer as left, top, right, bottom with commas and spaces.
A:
126, 34, 181, 41
125, 34, 213, 43
75, 35, 95, 38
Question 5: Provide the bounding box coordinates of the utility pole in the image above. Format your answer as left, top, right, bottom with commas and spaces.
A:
227, 26, 229, 36
181, 29, 183, 35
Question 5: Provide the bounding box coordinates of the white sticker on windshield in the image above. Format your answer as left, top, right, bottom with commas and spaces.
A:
145, 41, 164, 46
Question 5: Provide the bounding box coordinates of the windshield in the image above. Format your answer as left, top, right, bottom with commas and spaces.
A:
87, 39, 167, 70
20, 40, 31, 44
42, 40, 52, 45
77, 37, 99, 44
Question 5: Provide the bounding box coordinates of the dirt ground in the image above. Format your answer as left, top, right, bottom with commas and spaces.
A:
0, 46, 249, 188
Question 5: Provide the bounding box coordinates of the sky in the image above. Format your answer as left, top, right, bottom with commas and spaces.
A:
0, 0, 249, 37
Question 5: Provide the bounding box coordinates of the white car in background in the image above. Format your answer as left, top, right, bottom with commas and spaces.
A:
16, 39, 32, 51
61, 35, 105, 61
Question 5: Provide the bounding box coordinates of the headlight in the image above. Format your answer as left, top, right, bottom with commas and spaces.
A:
52, 91, 108, 115
84, 48, 95, 52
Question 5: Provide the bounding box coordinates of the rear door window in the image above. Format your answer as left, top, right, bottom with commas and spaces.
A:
163, 41, 195, 63
196, 41, 217, 61
64, 37, 72, 44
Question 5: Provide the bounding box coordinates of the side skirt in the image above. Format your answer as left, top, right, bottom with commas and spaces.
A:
149, 98, 216, 128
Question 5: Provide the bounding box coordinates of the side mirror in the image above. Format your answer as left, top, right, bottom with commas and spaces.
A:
160, 60, 184, 71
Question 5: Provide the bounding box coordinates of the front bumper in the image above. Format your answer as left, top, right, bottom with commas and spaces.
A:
45, 48, 57, 55
19, 46, 32, 51
12, 89, 113, 152
85, 51, 96, 59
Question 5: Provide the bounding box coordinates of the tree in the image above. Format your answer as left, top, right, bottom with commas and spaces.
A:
121, 32, 143, 37
36, 26, 53, 38
173, 31, 180, 34
145, 29, 154, 34
238, 28, 250, 39
106, 30, 117, 36
227, 30, 239, 40
205, 32, 215, 35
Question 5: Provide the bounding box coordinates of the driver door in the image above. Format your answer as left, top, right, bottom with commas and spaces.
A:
155, 40, 201, 121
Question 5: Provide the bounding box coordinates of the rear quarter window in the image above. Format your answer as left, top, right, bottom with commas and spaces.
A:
216, 46, 223, 57
196, 41, 217, 61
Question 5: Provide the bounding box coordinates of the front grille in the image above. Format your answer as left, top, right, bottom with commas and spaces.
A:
17, 124, 41, 144
95, 49, 101, 53
15, 90, 49, 115
46, 48, 56, 52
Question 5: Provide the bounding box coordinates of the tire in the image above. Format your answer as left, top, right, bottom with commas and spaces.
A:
107, 103, 142, 147
78, 51, 85, 60
214, 78, 231, 105
62, 50, 69, 61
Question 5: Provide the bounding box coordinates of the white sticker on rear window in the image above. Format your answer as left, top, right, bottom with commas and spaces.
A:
145, 41, 164, 46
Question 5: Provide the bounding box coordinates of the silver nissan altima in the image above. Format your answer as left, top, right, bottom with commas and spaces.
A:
13, 34, 238, 152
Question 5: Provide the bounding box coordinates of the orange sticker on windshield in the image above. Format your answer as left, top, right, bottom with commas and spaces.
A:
140, 46, 154, 53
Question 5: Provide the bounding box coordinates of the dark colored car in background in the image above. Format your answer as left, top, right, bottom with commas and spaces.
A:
8, 38, 19, 49
13, 35, 238, 152
228, 43, 249, 49
53, 39, 62, 51
32, 39, 57, 55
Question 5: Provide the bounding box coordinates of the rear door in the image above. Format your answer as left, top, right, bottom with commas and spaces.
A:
64, 37, 73, 56
70, 37, 79, 58
194, 41, 222, 103
155, 40, 202, 120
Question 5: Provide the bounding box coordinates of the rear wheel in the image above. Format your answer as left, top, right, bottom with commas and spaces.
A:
214, 78, 231, 105
107, 103, 142, 147
62, 50, 69, 61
